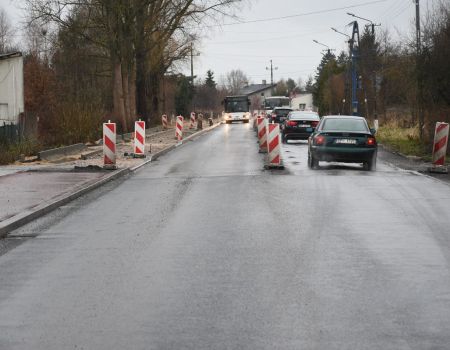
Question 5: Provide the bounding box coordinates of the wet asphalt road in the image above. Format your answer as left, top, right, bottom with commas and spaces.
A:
1, 123, 450, 349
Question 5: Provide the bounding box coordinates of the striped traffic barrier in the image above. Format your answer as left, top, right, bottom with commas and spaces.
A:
176, 115, 184, 141
257, 117, 267, 153
266, 123, 283, 168
429, 122, 449, 173
103, 121, 116, 170
134, 120, 146, 158
189, 112, 196, 129
162, 114, 168, 129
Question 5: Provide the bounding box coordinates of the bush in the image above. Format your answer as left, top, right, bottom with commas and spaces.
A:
0, 139, 42, 165
41, 100, 105, 146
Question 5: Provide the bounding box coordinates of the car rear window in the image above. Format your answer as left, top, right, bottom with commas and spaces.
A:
321, 118, 368, 132
289, 112, 319, 121
274, 109, 292, 116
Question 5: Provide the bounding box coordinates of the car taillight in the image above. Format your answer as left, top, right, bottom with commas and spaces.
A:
367, 137, 376, 146
287, 121, 297, 126
311, 121, 319, 127
314, 135, 325, 145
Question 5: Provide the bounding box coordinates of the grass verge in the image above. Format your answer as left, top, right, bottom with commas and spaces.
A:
376, 122, 430, 160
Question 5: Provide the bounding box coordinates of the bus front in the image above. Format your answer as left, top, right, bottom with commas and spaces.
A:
223, 96, 251, 124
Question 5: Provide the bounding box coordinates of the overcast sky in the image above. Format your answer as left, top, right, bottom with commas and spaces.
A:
0, 0, 435, 85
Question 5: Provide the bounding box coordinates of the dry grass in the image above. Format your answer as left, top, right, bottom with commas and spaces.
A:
376, 120, 430, 158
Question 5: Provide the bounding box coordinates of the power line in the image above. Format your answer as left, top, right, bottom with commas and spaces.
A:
205, 53, 317, 58
205, 29, 332, 45
196, 0, 388, 28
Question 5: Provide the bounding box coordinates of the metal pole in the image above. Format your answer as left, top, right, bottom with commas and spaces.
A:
351, 38, 358, 115
270, 59, 273, 85
190, 42, 194, 84
371, 24, 378, 121
415, 0, 424, 139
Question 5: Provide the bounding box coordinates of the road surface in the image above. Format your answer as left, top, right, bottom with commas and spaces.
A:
1, 123, 450, 349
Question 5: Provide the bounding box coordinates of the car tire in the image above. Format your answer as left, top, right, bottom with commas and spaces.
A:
282, 134, 287, 144
365, 155, 377, 171
308, 152, 319, 169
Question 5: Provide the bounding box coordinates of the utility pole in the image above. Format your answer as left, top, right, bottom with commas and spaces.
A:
415, 0, 424, 139
190, 42, 194, 85
266, 60, 278, 86
347, 12, 381, 121
332, 26, 360, 116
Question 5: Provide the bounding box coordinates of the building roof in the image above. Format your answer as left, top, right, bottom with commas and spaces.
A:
239, 83, 276, 96
0, 52, 22, 61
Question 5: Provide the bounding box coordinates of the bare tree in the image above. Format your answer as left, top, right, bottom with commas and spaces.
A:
0, 8, 15, 53
226, 69, 249, 94
25, 0, 243, 129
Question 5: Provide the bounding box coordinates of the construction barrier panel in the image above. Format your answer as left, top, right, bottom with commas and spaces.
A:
267, 123, 282, 168
257, 117, 267, 153
431, 122, 449, 169
189, 112, 196, 129
162, 114, 168, 129
176, 115, 184, 141
134, 120, 146, 157
103, 121, 116, 169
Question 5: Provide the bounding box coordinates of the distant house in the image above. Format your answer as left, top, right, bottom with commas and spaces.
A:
290, 92, 317, 112
0, 52, 24, 125
238, 81, 276, 110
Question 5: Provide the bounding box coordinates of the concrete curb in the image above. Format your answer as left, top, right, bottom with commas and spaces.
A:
0, 121, 223, 238
38, 143, 87, 161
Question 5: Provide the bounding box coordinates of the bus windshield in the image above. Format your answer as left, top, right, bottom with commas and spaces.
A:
263, 97, 290, 110
224, 100, 249, 113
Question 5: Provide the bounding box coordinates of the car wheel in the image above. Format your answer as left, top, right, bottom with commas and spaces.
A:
308, 151, 319, 169
366, 155, 377, 171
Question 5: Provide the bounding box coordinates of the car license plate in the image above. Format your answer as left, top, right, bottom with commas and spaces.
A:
335, 139, 357, 144
306, 127, 313, 132
298, 124, 310, 127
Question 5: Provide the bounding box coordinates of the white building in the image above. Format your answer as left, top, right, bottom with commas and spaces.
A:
290, 93, 316, 112
0, 52, 24, 125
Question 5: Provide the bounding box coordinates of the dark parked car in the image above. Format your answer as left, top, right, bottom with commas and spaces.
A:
308, 115, 377, 171
281, 111, 320, 143
270, 107, 293, 124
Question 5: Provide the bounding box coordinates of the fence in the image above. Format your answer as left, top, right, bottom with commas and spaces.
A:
0, 113, 39, 144
0, 122, 19, 144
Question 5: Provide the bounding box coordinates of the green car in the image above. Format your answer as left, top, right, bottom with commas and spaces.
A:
308, 115, 377, 171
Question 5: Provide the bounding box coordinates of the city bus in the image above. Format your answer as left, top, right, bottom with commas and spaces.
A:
262, 96, 291, 114
223, 95, 251, 124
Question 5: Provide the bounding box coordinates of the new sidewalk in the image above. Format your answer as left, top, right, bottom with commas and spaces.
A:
0, 121, 223, 238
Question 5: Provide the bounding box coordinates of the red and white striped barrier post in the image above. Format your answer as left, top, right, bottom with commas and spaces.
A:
176, 115, 184, 141
133, 120, 146, 158
257, 117, 267, 153
266, 123, 283, 168
189, 112, 196, 129
103, 120, 116, 170
162, 114, 168, 129
430, 122, 449, 173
